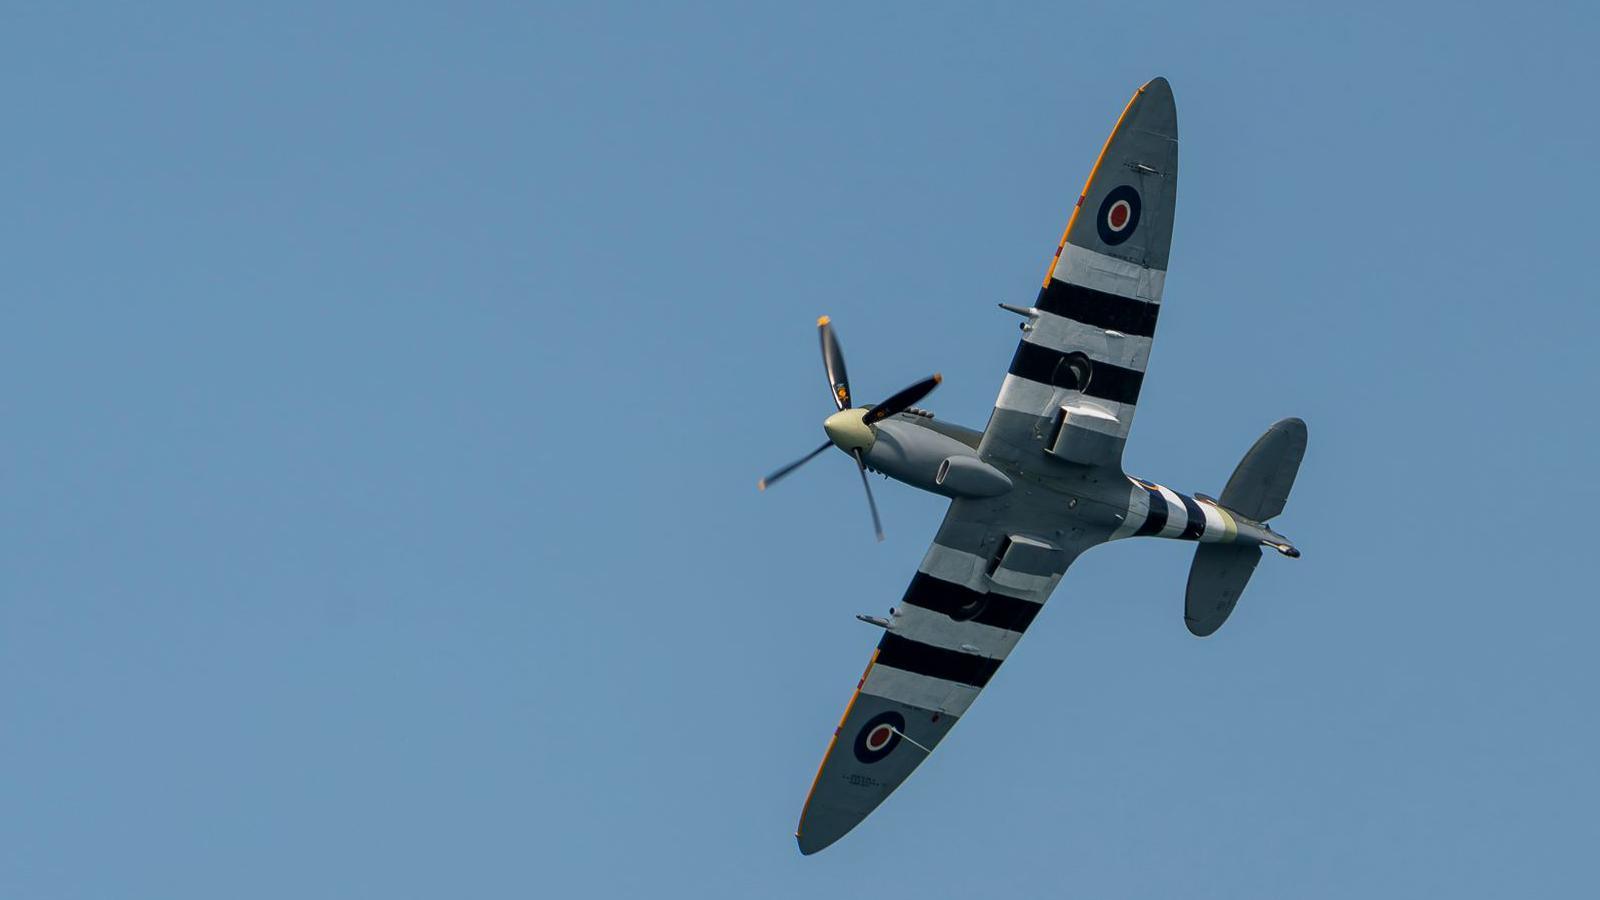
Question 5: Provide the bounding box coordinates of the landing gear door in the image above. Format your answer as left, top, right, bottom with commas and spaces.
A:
985, 534, 1059, 598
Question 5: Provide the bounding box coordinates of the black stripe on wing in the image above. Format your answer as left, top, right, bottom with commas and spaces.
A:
874, 633, 1001, 689
1034, 280, 1160, 338
898, 573, 1042, 633
1008, 342, 1145, 406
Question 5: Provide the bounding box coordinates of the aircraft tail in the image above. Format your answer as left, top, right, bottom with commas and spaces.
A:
1218, 418, 1308, 523
1184, 418, 1308, 636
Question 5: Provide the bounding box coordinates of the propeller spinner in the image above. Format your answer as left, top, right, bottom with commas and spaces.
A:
758, 316, 942, 542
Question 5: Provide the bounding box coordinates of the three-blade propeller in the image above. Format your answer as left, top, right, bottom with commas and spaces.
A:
758, 316, 941, 542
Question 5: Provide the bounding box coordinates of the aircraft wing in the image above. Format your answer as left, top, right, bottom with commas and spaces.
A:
984, 77, 1178, 470
795, 497, 1091, 854
796, 77, 1178, 855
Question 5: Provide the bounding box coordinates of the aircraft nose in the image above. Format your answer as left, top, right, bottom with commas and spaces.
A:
823, 408, 875, 453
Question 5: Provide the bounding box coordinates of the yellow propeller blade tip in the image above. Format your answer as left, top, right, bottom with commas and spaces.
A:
817, 315, 830, 327
757, 479, 767, 491
933, 373, 943, 384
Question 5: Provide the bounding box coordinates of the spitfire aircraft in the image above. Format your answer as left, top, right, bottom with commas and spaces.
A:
759, 77, 1308, 854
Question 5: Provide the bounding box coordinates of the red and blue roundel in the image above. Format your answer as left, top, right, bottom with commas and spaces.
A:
852, 711, 907, 764
1096, 185, 1142, 246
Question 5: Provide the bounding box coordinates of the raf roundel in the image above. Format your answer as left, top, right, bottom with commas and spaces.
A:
1108, 200, 1131, 229
865, 724, 894, 751
852, 711, 907, 764
1095, 184, 1142, 246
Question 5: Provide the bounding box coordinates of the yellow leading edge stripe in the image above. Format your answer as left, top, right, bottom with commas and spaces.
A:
795, 649, 880, 839
1042, 81, 1149, 287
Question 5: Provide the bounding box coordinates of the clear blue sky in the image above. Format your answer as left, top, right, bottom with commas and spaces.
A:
3, 3, 1596, 897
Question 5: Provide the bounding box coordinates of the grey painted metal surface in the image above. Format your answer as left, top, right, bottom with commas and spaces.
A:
1221, 417, 1309, 522
783, 77, 1307, 855
1185, 544, 1264, 637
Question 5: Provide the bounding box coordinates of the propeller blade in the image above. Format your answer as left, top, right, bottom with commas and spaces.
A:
757, 441, 833, 491
851, 448, 885, 542
818, 316, 852, 411
862, 373, 943, 426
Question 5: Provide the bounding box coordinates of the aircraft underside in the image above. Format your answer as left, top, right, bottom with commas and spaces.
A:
758, 76, 1308, 855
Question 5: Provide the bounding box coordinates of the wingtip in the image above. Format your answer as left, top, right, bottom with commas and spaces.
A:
1127, 76, 1177, 141
796, 826, 840, 855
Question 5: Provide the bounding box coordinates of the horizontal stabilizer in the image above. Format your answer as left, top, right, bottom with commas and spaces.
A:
1185, 544, 1261, 637
1220, 418, 1307, 522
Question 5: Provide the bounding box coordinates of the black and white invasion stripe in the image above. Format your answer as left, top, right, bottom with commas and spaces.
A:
859, 544, 1062, 717
1112, 479, 1239, 543
993, 243, 1166, 444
